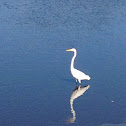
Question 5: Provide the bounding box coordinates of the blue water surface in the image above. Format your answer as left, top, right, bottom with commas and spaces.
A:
0, 0, 126, 126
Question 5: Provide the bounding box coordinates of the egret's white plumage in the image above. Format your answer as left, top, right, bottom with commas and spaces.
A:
66, 48, 90, 84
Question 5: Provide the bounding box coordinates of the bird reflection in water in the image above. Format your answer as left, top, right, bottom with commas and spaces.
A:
66, 85, 90, 123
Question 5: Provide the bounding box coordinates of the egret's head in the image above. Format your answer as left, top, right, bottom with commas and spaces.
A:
66, 48, 76, 52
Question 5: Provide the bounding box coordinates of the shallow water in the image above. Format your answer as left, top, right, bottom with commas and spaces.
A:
0, 0, 126, 126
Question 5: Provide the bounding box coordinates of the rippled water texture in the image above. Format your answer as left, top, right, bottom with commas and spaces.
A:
0, 0, 126, 126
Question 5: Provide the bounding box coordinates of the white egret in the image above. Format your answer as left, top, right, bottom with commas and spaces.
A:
66, 48, 91, 84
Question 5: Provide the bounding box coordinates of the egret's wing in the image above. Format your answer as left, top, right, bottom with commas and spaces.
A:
72, 69, 85, 77
72, 68, 90, 80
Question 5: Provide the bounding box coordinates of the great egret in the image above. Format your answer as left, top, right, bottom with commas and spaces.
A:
66, 48, 91, 84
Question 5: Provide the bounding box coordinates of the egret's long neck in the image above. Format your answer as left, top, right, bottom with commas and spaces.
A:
71, 50, 77, 70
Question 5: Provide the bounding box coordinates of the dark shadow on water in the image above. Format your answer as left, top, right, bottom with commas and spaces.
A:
66, 85, 90, 123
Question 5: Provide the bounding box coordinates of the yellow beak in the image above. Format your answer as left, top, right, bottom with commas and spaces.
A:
66, 49, 72, 52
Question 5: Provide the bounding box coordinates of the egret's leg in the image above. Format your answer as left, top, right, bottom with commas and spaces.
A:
76, 79, 77, 85
78, 80, 81, 85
